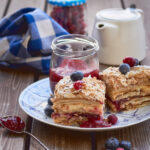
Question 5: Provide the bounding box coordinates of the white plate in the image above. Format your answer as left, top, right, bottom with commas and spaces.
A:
19, 78, 150, 131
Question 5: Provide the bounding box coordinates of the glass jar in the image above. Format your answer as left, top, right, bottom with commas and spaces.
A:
47, 0, 88, 35
49, 34, 99, 92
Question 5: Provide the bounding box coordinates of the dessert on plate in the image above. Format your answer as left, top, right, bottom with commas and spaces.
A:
51, 74, 106, 126
101, 64, 150, 112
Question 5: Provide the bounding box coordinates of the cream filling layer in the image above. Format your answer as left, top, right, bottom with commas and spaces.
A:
53, 99, 104, 115
108, 85, 150, 101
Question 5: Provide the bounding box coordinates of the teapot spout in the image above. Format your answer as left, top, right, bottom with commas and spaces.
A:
96, 22, 118, 31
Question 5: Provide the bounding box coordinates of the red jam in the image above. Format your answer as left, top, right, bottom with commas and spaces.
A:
80, 116, 111, 128
49, 59, 99, 92
0, 116, 25, 131
80, 114, 118, 128
107, 96, 128, 112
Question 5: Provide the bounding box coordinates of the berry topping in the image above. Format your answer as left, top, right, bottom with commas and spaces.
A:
107, 114, 118, 125
105, 137, 119, 150
134, 58, 140, 66
0, 116, 25, 132
119, 63, 130, 75
70, 71, 84, 81
119, 141, 132, 150
73, 80, 84, 90
80, 116, 111, 128
84, 69, 100, 79
116, 148, 125, 150
123, 57, 136, 67
44, 105, 54, 116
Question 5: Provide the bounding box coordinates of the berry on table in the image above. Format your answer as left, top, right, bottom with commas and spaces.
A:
73, 81, 84, 90
44, 105, 53, 116
105, 137, 119, 150
119, 140, 132, 150
119, 63, 130, 75
123, 57, 136, 67
107, 114, 118, 125
116, 148, 125, 150
70, 71, 84, 82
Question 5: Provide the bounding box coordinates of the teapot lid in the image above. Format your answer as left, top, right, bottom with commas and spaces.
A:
97, 8, 140, 21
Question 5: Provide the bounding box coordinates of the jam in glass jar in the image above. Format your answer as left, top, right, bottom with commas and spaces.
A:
47, 0, 87, 34
50, 34, 99, 92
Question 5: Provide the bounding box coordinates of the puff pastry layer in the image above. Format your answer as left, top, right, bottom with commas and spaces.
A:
51, 76, 106, 126
101, 66, 150, 112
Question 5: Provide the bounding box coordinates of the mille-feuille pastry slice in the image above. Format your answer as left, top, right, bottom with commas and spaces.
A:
101, 66, 150, 112
51, 76, 105, 126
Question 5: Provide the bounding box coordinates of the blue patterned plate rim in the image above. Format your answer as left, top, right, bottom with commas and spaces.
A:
19, 78, 150, 131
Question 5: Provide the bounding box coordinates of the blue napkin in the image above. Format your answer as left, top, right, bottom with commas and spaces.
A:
0, 8, 68, 74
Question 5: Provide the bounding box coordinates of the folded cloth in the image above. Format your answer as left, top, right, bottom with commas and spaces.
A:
0, 8, 68, 74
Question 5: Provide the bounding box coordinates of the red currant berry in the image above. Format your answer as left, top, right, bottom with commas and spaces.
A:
73, 81, 84, 90
107, 114, 118, 125
123, 57, 136, 67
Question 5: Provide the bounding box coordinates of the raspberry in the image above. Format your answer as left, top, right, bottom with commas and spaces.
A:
116, 148, 125, 150
123, 57, 136, 67
107, 114, 118, 125
73, 81, 84, 90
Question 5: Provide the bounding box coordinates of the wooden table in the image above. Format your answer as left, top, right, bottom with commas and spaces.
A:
0, 0, 150, 150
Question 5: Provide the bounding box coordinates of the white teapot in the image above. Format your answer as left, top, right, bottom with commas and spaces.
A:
92, 8, 146, 65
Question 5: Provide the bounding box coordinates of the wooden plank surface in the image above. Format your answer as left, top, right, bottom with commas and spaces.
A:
0, 0, 43, 150
0, 0, 8, 18
87, 0, 122, 36
0, 69, 34, 150
123, 0, 150, 66
7, 0, 45, 15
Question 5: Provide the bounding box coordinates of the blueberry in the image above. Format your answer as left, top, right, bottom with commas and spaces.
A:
134, 58, 140, 66
119, 141, 132, 150
70, 71, 84, 81
119, 63, 130, 75
48, 97, 53, 106
44, 105, 53, 116
105, 137, 119, 150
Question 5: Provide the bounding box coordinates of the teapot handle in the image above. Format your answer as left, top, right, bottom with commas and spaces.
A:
136, 9, 144, 20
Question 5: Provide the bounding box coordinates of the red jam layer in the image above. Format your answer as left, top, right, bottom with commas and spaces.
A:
106, 96, 128, 111
52, 113, 116, 128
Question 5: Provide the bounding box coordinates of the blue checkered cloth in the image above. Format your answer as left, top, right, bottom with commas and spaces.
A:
0, 8, 68, 74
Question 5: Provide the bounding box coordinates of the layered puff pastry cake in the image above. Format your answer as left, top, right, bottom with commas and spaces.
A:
51, 76, 106, 126
101, 66, 150, 112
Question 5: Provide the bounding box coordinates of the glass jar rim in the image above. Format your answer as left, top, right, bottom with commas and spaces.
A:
51, 34, 99, 53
